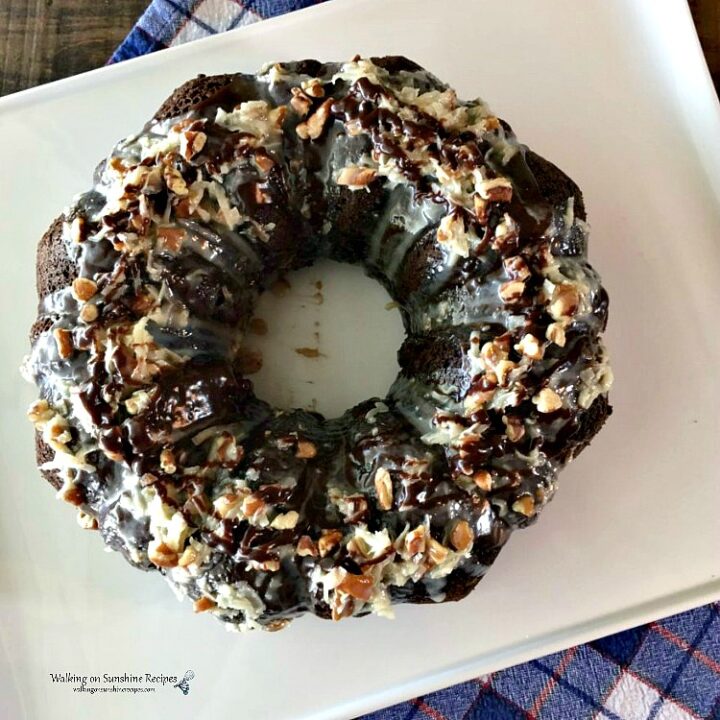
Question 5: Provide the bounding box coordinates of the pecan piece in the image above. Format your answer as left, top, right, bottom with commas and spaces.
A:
336, 166, 377, 189
193, 597, 216, 613
295, 440, 317, 459
318, 529, 343, 557
374, 467, 393, 511
148, 541, 179, 568
296, 99, 333, 140
532, 388, 563, 413
449, 520, 474, 552
71, 277, 97, 302
53, 328, 73, 359
337, 573, 374, 602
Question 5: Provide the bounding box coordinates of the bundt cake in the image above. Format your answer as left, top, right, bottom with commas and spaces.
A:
23, 56, 613, 631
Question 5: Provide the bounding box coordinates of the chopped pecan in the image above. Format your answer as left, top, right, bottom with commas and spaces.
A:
295, 439, 317, 459
549, 283, 580, 319
290, 87, 312, 117
546, 321, 567, 347
181, 130, 207, 161
270, 511, 299, 530
318, 529, 343, 557
148, 541, 179, 568
69, 216, 87, 244
336, 166, 377, 188
512, 494, 536, 517
449, 520, 474, 552
160, 448, 177, 474
427, 538, 449, 566
374, 467, 393, 511
53, 328, 74, 359
296, 99, 333, 140
503, 416, 525, 442
405, 525, 427, 557
156, 225, 186, 252
79, 303, 98, 323
296, 535, 318, 557
193, 597, 216, 613
533, 387, 563, 413
503, 256, 531, 281
499, 279, 525, 303
71, 277, 97, 302
515, 333, 543, 360
473, 470, 492, 492
301, 78, 325, 98
337, 573, 374, 602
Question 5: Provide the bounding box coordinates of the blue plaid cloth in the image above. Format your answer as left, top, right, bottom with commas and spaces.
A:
110, 2, 720, 717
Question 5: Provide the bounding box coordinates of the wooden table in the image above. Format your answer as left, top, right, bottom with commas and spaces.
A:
0, 0, 718, 97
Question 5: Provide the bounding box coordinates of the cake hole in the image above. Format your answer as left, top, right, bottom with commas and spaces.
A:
247, 260, 405, 418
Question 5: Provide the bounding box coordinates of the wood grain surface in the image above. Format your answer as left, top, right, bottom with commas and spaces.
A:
0, 0, 149, 96
0, 1, 718, 97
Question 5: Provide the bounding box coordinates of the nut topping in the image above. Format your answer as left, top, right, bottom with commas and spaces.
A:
27, 399, 54, 424
241, 494, 266, 521
337, 166, 377, 189
295, 440, 317, 459
318, 529, 343, 557
499, 279, 525, 303
405, 525, 427, 557
473, 470, 492, 491
193, 597, 216, 613
450, 520, 474, 552
79, 303, 98, 323
148, 541, 179, 568
156, 226, 186, 252
503, 416, 525, 442
503, 256, 530, 281
546, 321, 567, 347
270, 511, 299, 530
512, 495, 536, 517
515, 333, 543, 360
473, 194, 489, 223
180, 130, 207, 160
301, 78, 325, 97
296, 535, 318, 557
290, 87, 312, 117
53, 328, 73, 359
160, 448, 177, 474
374, 467, 393, 510
295, 98, 333, 140
337, 573, 374, 602
69, 216, 86, 244
549, 283, 580, 320
71, 277, 97, 302
533, 387, 563, 413
427, 538, 449, 566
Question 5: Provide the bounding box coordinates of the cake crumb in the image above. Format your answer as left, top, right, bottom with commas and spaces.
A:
385, 301, 399, 310
249, 317, 268, 335
295, 347, 322, 358
236, 347, 263, 374
270, 276, 291, 296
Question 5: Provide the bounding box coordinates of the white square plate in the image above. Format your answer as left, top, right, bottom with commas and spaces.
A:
1, 1, 719, 718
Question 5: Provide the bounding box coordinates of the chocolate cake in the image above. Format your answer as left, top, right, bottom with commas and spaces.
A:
23, 56, 613, 631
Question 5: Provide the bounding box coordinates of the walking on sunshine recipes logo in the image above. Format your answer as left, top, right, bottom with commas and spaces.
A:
48, 669, 195, 696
